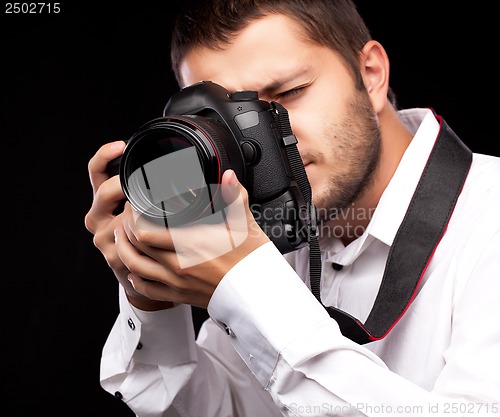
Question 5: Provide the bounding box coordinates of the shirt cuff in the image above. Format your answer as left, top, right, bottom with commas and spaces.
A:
119, 285, 198, 367
207, 241, 332, 387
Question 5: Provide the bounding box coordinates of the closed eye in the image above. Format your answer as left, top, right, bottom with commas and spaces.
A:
275, 86, 306, 100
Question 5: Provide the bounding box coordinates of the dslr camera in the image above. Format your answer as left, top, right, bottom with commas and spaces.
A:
107, 81, 312, 254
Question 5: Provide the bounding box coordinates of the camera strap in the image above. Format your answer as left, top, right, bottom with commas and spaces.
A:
273, 105, 473, 345
272, 101, 322, 293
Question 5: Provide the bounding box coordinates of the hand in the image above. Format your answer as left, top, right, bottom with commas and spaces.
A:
114, 169, 270, 309
84, 141, 174, 311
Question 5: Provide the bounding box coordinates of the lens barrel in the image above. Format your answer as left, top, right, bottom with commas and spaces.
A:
119, 116, 242, 226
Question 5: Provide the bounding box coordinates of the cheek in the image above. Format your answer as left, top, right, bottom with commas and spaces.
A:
287, 105, 327, 149
285, 81, 352, 148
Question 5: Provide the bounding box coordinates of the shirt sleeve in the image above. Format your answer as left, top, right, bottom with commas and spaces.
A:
208, 241, 500, 417
433, 229, 500, 403
100, 285, 282, 417
100, 285, 198, 416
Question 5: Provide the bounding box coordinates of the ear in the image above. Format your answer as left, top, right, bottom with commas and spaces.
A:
359, 40, 390, 113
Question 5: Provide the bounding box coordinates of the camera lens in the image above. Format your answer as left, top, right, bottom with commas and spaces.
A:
120, 117, 240, 226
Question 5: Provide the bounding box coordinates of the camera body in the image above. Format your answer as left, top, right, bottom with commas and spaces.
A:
108, 81, 310, 254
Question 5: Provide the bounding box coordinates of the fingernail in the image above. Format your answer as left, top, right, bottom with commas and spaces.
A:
127, 275, 136, 290
228, 170, 238, 188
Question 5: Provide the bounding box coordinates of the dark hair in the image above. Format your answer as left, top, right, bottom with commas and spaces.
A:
170, 0, 397, 106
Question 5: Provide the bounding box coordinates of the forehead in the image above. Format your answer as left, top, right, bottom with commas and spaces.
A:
178, 14, 332, 93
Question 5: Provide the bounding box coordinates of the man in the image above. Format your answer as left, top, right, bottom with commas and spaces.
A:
85, 0, 500, 416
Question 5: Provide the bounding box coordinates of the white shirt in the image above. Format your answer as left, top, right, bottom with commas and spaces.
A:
100, 108, 500, 417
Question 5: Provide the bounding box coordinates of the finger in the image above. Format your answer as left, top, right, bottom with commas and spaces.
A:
84, 176, 125, 234
127, 273, 212, 307
121, 170, 244, 250
88, 141, 126, 195
115, 224, 177, 281
94, 175, 125, 214
127, 273, 171, 301
118, 225, 215, 301
122, 203, 177, 250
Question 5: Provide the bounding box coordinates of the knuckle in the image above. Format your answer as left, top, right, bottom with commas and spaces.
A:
84, 212, 95, 233
173, 265, 188, 279
125, 257, 141, 275
92, 230, 107, 250
105, 253, 122, 270
132, 227, 151, 243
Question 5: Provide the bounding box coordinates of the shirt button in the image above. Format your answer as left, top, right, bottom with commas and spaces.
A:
332, 262, 343, 271
114, 391, 123, 400
127, 317, 136, 330
223, 324, 234, 336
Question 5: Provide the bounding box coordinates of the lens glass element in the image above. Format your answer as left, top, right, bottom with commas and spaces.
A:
124, 131, 211, 220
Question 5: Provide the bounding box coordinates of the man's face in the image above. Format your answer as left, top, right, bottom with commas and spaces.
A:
179, 14, 380, 217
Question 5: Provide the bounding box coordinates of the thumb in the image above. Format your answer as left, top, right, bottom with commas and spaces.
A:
219, 169, 252, 245
220, 169, 269, 248
220, 169, 248, 206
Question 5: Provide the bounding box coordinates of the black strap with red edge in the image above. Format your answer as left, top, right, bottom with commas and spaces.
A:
274, 103, 473, 345
323, 116, 472, 344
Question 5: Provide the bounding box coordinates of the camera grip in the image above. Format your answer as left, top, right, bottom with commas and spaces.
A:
106, 156, 121, 177
104, 156, 125, 214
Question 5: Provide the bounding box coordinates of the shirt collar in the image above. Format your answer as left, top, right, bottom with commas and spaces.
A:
367, 108, 440, 246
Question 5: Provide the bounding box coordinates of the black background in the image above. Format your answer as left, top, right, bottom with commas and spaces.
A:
3, 1, 498, 416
